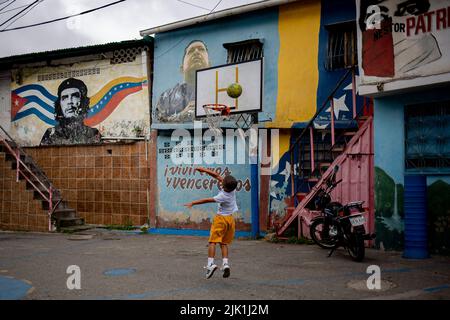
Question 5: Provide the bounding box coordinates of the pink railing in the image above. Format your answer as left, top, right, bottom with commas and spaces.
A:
277, 65, 374, 238
0, 125, 57, 231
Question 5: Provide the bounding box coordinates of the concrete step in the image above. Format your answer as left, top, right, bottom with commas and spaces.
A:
59, 224, 96, 233
53, 208, 77, 219
42, 199, 67, 210
57, 217, 84, 228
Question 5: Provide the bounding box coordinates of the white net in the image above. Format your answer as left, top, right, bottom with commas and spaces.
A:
203, 105, 229, 135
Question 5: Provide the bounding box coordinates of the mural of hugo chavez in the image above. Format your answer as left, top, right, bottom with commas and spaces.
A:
40, 78, 101, 146
156, 40, 210, 123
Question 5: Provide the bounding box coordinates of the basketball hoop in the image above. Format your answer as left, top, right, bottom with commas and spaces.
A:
202, 104, 231, 135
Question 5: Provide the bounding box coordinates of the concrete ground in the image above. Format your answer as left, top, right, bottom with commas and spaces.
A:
0, 229, 449, 300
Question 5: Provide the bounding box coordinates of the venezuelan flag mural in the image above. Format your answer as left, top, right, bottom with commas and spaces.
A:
10, 57, 150, 146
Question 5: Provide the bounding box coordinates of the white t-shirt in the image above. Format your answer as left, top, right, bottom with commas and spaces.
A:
213, 190, 238, 215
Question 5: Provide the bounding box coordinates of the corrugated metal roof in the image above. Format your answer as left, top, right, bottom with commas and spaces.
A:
0, 37, 153, 69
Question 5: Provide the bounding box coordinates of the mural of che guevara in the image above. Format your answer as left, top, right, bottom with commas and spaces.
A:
40, 78, 101, 145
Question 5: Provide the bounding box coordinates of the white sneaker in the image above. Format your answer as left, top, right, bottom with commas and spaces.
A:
222, 263, 230, 278
205, 264, 218, 279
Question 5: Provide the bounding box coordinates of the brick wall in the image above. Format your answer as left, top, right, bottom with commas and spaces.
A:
24, 141, 151, 227
0, 151, 49, 232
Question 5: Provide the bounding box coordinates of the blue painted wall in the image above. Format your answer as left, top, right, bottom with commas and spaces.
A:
156, 130, 252, 230
152, 8, 279, 127
310, 0, 363, 128
374, 86, 450, 252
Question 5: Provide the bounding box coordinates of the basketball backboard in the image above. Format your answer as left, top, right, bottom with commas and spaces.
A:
195, 58, 263, 118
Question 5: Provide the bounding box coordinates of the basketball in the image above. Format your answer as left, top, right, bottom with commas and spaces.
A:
227, 83, 242, 99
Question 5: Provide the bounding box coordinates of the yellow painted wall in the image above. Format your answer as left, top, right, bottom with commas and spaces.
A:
272, 129, 291, 170
266, 0, 321, 128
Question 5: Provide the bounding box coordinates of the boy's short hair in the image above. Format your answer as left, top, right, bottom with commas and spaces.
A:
223, 175, 238, 192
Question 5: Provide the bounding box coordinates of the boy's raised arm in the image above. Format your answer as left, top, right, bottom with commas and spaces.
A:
195, 167, 224, 183
184, 198, 216, 208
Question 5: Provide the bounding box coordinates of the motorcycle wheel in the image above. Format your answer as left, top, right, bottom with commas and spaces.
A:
347, 232, 365, 262
310, 218, 338, 249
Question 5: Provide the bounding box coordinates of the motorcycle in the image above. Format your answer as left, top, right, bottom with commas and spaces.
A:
309, 165, 376, 262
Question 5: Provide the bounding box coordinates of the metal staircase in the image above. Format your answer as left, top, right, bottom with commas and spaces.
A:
0, 125, 84, 231
274, 66, 375, 240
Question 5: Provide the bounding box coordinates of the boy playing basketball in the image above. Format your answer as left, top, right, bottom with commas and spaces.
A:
184, 167, 238, 279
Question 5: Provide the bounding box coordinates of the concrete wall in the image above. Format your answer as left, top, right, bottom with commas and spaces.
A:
24, 142, 152, 227
0, 70, 10, 133
0, 151, 49, 232
9, 48, 150, 146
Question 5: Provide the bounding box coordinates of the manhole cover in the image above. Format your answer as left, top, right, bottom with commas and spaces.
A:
347, 279, 397, 292
67, 235, 93, 241
103, 268, 136, 277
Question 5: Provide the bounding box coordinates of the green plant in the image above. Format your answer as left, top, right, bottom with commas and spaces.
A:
105, 219, 135, 231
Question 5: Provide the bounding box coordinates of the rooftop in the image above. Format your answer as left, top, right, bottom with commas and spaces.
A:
0, 37, 153, 69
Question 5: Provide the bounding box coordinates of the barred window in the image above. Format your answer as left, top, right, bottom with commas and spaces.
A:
223, 39, 263, 64
325, 22, 357, 71
405, 101, 450, 172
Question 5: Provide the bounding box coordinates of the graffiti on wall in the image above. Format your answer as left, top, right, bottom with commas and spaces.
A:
163, 165, 251, 192
10, 57, 149, 146
155, 40, 210, 123
156, 135, 252, 229
357, 0, 450, 85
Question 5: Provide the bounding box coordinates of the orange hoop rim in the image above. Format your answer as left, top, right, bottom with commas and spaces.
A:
202, 104, 232, 116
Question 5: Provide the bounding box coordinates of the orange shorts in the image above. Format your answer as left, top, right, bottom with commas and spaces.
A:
208, 214, 235, 245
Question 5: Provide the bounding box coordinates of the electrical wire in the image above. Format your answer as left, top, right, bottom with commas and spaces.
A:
0, 0, 127, 32
1, 0, 42, 30
0, 0, 12, 7
155, 0, 224, 59
176, 0, 210, 11
0, 0, 16, 13
0, 3, 30, 15
0, 0, 38, 27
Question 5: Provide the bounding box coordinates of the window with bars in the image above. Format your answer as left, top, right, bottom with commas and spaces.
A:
325, 22, 357, 71
405, 101, 450, 172
223, 39, 263, 64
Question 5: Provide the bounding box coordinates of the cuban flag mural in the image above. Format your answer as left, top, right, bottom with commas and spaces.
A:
11, 84, 57, 126
12, 76, 147, 127
10, 75, 148, 146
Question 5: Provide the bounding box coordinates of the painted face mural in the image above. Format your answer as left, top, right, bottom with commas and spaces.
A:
39, 78, 101, 146
60, 88, 81, 118
156, 40, 210, 123
182, 41, 209, 83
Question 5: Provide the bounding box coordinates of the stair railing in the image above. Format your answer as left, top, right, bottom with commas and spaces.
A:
289, 66, 356, 199
0, 125, 55, 231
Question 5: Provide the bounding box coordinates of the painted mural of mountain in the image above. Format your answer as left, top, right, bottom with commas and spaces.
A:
428, 179, 450, 255
375, 167, 404, 251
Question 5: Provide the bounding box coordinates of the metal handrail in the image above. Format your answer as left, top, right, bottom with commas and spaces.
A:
0, 125, 60, 195
288, 67, 355, 198
289, 66, 354, 153
0, 125, 55, 231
